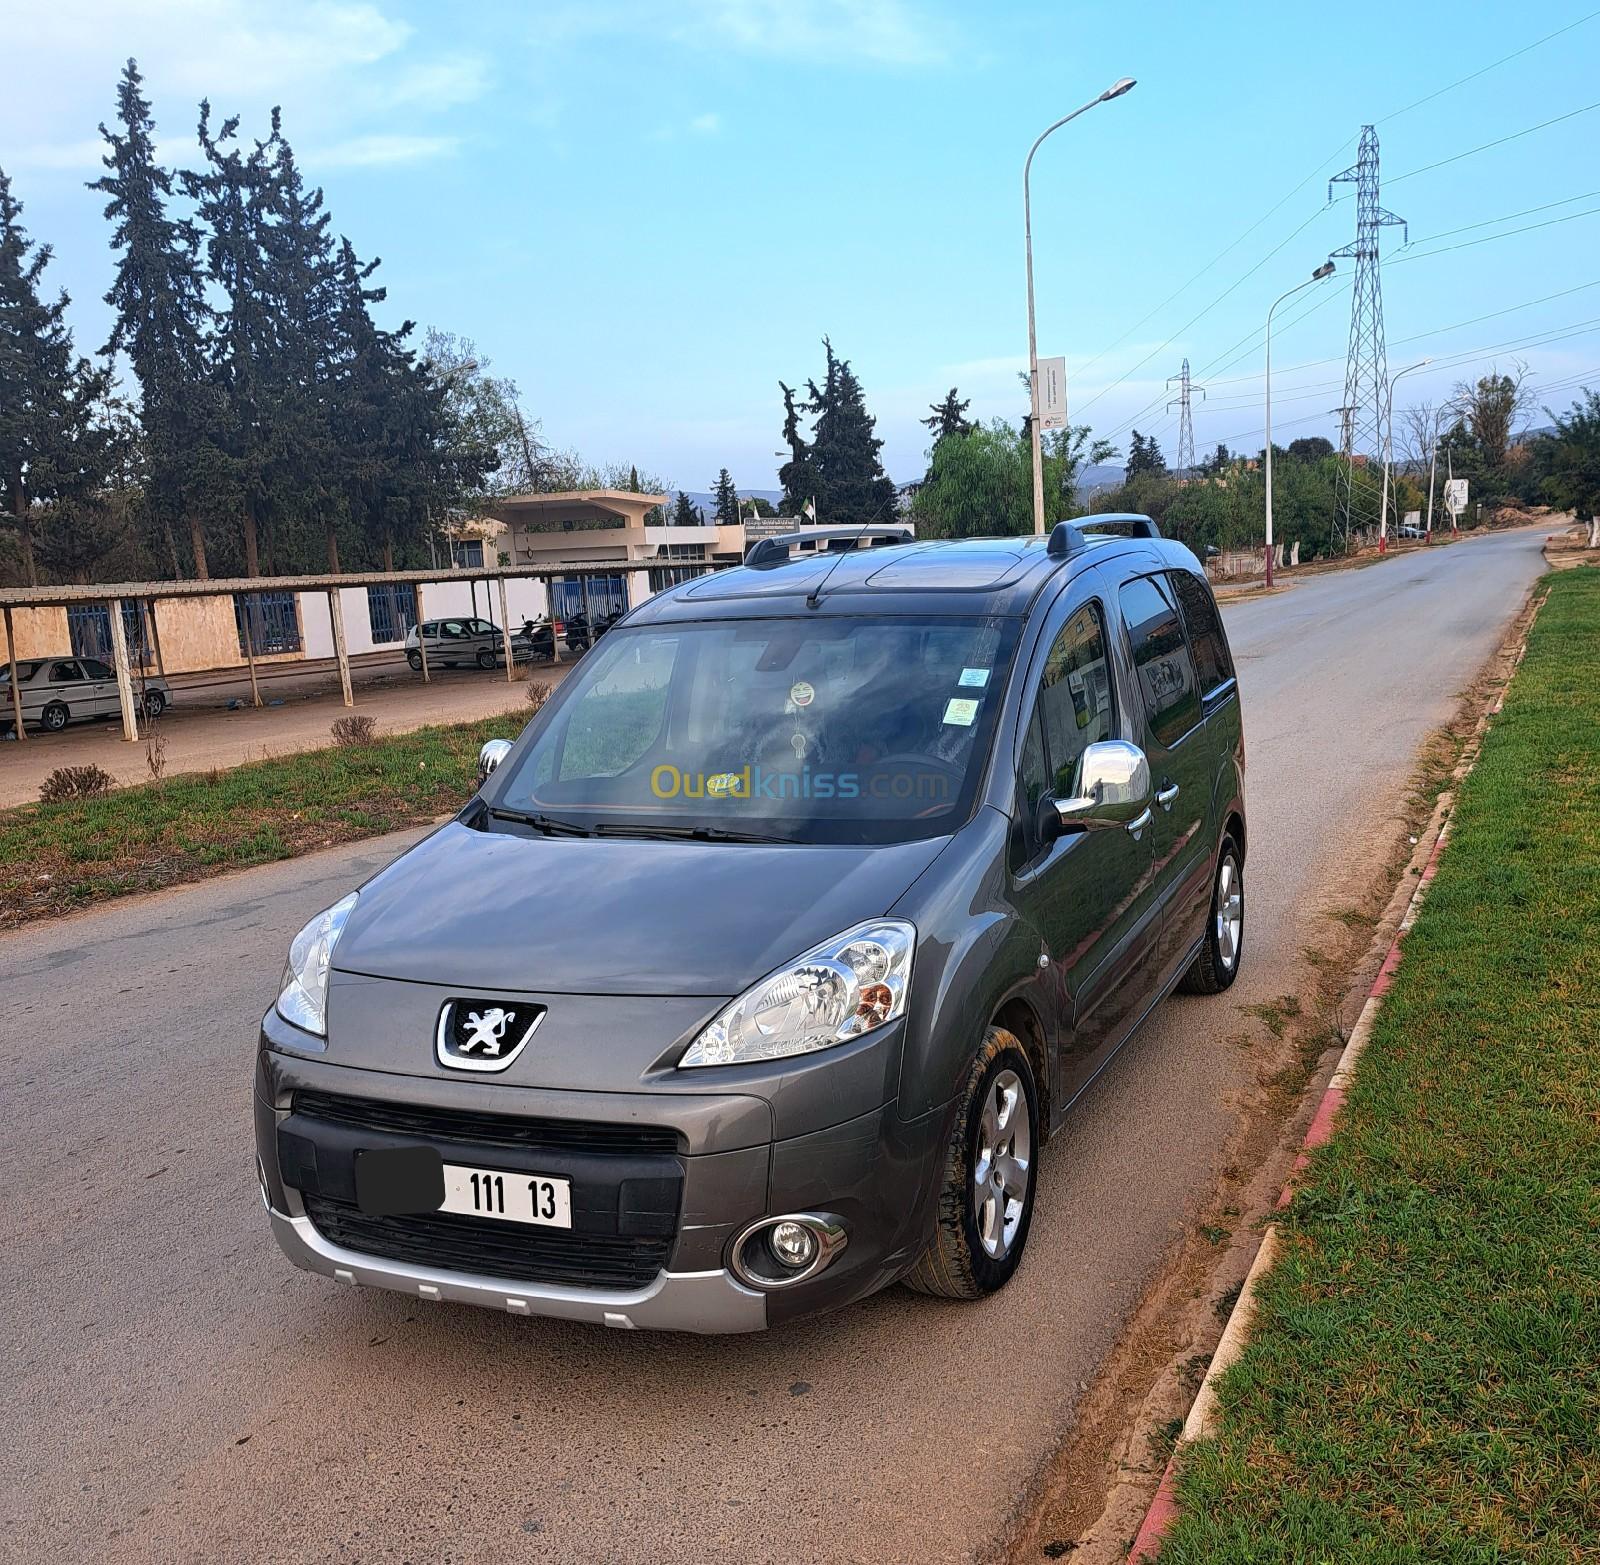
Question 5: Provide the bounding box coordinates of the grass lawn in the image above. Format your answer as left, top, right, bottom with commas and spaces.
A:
1165, 567, 1600, 1563
0, 712, 518, 927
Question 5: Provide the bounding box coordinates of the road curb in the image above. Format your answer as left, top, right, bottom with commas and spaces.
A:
1126, 591, 1538, 1563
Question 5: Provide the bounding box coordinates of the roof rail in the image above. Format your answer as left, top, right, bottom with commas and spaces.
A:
1078, 514, 1162, 540
743, 525, 914, 568
1046, 522, 1087, 557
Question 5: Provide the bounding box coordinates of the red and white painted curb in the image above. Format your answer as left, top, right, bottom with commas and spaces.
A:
1128, 828, 1450, 1560
1127, 630, 1528, 1561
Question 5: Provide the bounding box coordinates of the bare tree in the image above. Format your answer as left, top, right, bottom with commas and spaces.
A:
1452, 361, 1535, 474
1398, 400, 1443, 473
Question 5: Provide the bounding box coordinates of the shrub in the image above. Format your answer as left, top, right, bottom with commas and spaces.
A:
526, 681, 551, 712
39, 765, 116, 804
331, 713, 378, 747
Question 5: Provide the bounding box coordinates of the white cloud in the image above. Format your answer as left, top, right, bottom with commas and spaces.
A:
3, 0, 488, 187
690, 112, 722, 135
309, 133, 461, 169
530, 0, 953, 68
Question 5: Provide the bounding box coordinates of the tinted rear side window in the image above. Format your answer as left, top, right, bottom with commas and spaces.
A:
1118, 575, 1200, 746
1167, 570, 1234, 696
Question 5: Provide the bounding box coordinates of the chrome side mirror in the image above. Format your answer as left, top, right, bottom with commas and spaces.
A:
477, 738, 513, 785
1051, 740, 1152, 835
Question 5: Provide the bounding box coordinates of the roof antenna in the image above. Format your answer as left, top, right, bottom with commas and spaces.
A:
805, 495, 903, 610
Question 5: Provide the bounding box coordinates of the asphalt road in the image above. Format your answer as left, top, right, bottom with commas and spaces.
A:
0, 529, 1549, 1565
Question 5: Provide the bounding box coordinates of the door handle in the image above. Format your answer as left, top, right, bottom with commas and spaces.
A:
1156, 782, 1180, 810
1125, 807, 1153, 839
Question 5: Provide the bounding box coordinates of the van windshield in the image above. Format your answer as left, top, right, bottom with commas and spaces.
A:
495, 615, 1021, 845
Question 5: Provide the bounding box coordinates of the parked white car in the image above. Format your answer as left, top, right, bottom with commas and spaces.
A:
0, 656, 170, 734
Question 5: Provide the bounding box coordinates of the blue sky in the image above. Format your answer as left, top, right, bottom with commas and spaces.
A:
5, 0, 1599, 491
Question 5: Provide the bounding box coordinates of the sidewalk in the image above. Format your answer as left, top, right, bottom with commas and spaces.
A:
0, 663, 569, 809
1144, 565, 1600, 1560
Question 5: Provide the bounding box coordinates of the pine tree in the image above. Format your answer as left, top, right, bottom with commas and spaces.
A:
183, 101, 279, 576
922, 387, 973, 445
628, 464, 640, 492
92, 60, 220, 579
1126, 429, 1167, 479
672, 490, 703, 527
0, 169, 110, 585
259, 112, 343, 569
777, 381, 815, 516
712, 467, 739, 525
805, 338, 895, 523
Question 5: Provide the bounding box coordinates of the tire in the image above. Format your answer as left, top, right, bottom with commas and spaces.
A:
142, 689, 166, 719
41, 702, 69, 733
904, 1027, 1039, 1300
1179, 835, 1244, 995
476, 647, 496, 670
407, 651, 423, 671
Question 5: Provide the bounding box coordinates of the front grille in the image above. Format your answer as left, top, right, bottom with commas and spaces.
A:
292, 1090, 682, 1157
304, 1195, 672, 1291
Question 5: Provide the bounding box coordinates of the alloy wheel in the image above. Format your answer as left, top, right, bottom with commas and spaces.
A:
972, 1068, 1032, 1260
1216, 857, 1243, 973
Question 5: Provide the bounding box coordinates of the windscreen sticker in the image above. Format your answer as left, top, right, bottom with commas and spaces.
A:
789, 680, 815, 709
943, 697, 980, 727
958, 667, 990, 688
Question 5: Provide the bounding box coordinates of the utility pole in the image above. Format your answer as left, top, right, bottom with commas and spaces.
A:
1330, 126, 1406, 551
1167, 360, 1204, 478
1380, 358, 1432, 552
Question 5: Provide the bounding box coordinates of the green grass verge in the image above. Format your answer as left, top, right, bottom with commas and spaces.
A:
0, 712, 520, 927
1165, 567, 1600, 1562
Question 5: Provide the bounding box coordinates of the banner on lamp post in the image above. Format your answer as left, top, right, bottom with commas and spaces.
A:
1038, 356, 1067, 431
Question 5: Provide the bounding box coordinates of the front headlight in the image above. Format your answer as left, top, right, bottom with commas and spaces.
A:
275, 892, 358, 1036
680, 919, 915, 1068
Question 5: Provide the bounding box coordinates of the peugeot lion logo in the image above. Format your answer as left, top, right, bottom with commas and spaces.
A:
436, 999, 545, 1073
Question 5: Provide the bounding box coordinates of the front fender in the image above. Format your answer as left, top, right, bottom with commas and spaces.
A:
890, 809, 1050, 1122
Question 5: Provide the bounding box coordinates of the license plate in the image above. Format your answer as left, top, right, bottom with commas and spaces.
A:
440, 1164, 572, 1228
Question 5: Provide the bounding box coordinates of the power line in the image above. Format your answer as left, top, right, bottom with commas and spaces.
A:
1388, 99, 1600, 186
1390, 203, 1600, 265
1401, 189, 1600, 246
1375, 8, 1600, 126
1205, 278, 1600, 389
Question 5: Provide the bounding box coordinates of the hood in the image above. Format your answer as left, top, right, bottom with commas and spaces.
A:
333, 820, 949, 996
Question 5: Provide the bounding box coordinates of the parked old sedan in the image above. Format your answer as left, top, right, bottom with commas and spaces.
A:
1, 655, 170, 734
257, 519, 1246, 1332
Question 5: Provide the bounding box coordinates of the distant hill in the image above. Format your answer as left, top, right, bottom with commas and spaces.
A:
1079, 463, 1126, 496
667, 488, 785, 522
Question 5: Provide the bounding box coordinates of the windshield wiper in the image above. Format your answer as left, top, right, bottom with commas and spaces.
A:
592, 822, 793, 845
486, 806, 593, 837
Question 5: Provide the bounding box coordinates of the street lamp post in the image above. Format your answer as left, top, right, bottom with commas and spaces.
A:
1424, 409, 1442, 542
1379, 357, 1433, 553
1263, 261, 1335, 587
1025, 76, 1136, 535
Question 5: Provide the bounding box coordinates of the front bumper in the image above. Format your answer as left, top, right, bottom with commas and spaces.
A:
256, 1037, 947, 1332
268, 1206, 768, 1332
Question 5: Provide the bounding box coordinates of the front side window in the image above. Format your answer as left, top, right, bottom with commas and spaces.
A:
497, 615, 1022, 846
1038, 602, 1116, 794
1118, 575, 1201, 746
1167, 570, 1234, 696
51, 660, 86, 683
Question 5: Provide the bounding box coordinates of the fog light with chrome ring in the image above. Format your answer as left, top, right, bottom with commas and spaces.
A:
730, 1213, 848, 1289
769, 1220, 818, 1270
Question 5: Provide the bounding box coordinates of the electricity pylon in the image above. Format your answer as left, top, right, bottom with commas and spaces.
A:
1167, 359, 1204, 476
1329, 125, 1406, 549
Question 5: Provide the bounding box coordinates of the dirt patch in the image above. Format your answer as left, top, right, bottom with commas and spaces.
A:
999, 582, 1546, 1565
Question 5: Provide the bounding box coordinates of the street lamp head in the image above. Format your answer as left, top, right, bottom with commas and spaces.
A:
1312, 261, 1335, 280
1102, 77, 1137, 100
